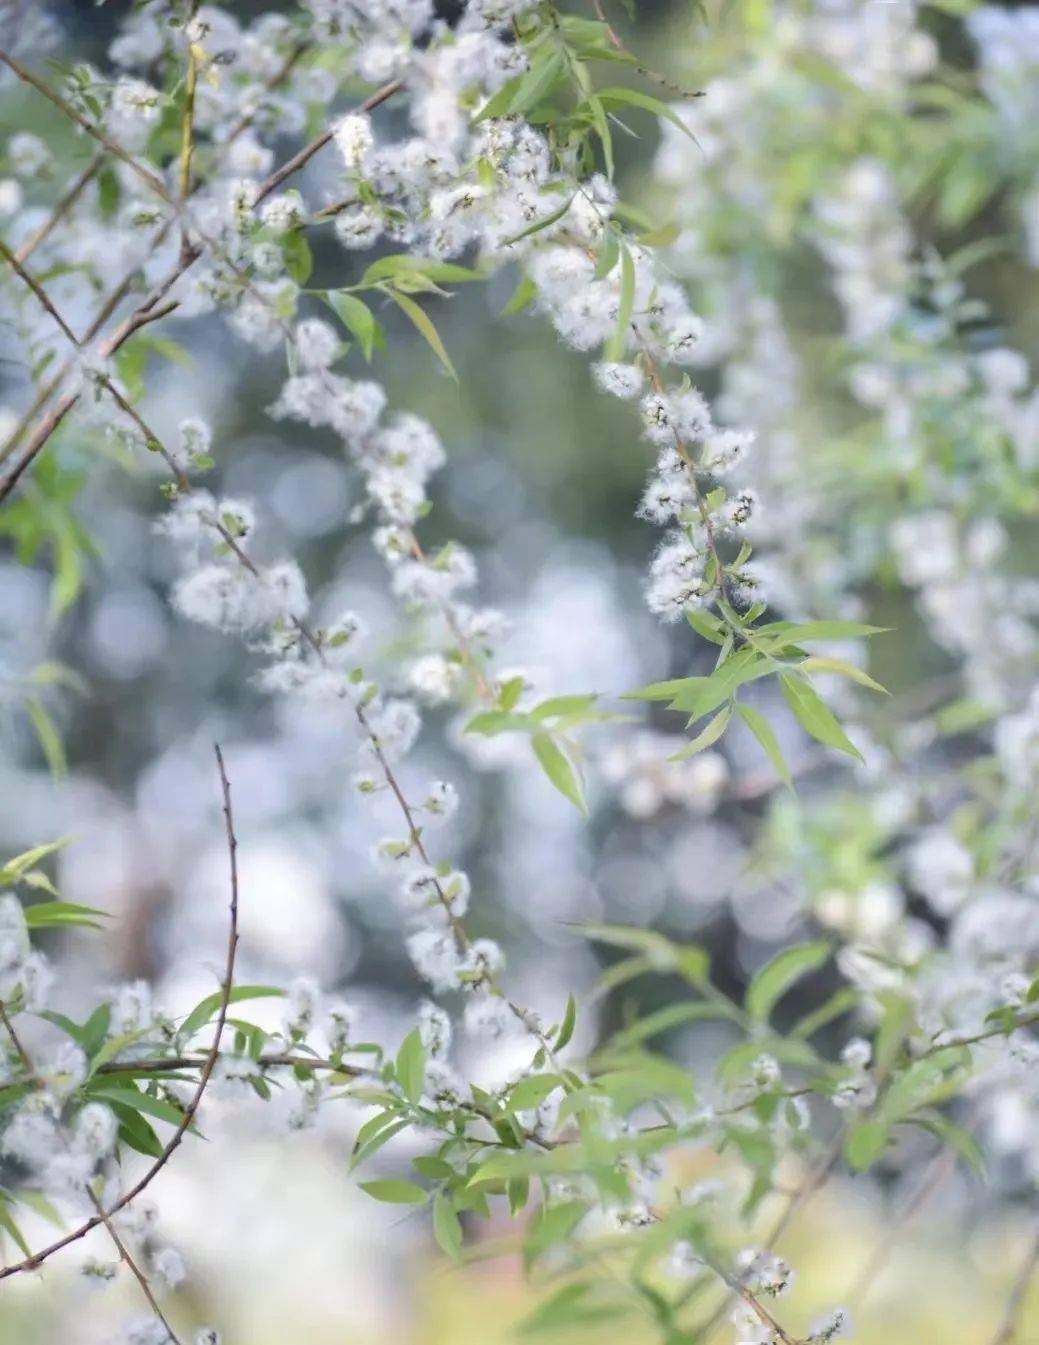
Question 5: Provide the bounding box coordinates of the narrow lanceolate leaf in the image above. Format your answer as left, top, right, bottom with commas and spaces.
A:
531, 732, 586, 814
0, 839, 70, 886
432, 1193, 463, 1261
593, 87, 699, 144
845, 1119, 889, 1172
27, 701, 66, 778
326, 291, 379, 361
605, 243, 635, 361
755, 620, 888, 647
735, 703, 792, 789
799, 656, 888, 695
622, 676, 700, 702
779, 673, 864, 762
502, 272, 537, 316
554, 993, 577, 1051
746, 941, 831, 1023
669, 703, 731, 760
669, 650, 773, 721
23, 900, 109, 930
501, 194, 576, 247
359, 1179, 428, 1204
386, 290, 457, 381
87, 1085, 187, 1129
395, 1027, 426, 1104
179, 986, 284, 1041
508, 1073, 563, 1111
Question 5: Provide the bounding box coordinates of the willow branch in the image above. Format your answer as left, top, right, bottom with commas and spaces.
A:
0, 67, 404, 501
14, 150, 105, 264
0, 34, 309, 468
0, 237, 82, 346
0, 744, 241, 1283
0, 49, 170, 200
989, 1223, 1039, 1345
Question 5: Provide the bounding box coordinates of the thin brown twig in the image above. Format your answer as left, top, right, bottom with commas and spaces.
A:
590, 0, 623, 49
256, 78, 401, 205
96, 1053, 361, 1078
846, 1144, 956, 1307
0, 744, 241, 1283
0, 295, 180, 504
221, 41, 308, 146
0, 237, 81, 346
0, 48, 170, 200
989, 1223, 1039, 1345
694, 1129, 845, 1343
14, 150, 105, 264
0, 218, 176, 467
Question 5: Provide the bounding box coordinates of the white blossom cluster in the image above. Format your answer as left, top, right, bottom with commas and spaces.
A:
651, 0, 1039, 1228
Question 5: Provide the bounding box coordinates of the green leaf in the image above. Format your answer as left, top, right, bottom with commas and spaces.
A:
735, 703, 792, 789
531, 732, 585, 814
23, 900, 108, 930
670, 703, 731, 760
504, 48, 566, 117
359, 1179, 428, 1204
780, 673, 863, 762
594, 88, 699, 143
386, 290, 457, 381
26, 701, 66, 778
686, 609, 727, 646
0, 840, 69, 886
909, 1113, 985, 1175
501, 194, 575, 247
111, 1104, 164, 1158
523, 1201, 589, 1261
516, 1281, 615, 1335
529, 694, 599, 721
791, 987, 858, 1039
607, 1001, 730, 1051
326, 291, 378, 361
555, 994, 577, 1051
757, 620, 887, 648
88, 1085, 186, 1129
845, 1119, 889, 1172
432, 1193, 463, 1261
669, 650, 773, 721
622, 676, 700, 702
395, 1028, 426, 1105
0, 1200, 32, 1258
605, 243, 634, 362
799, 656, 888, 695
361, 255, 483, 286
282, 229, 312, 285
179, 985, 284, 1041
350, 1115, 411, 1171
508, 1073, 563, 1111
87, 1028, 154, 1076
502, 272, 537, 316
465, 709, 532, 736
746, 941, 831, 1023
